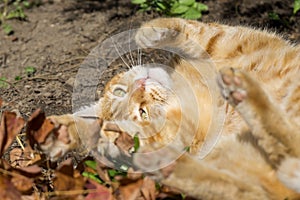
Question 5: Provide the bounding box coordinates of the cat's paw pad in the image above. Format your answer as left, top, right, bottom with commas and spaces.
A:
135, 26, 178, 49
218, 67, 248, 106
277, 157, 300, 193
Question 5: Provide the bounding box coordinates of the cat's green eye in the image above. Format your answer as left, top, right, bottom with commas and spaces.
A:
113, 87, 126, 97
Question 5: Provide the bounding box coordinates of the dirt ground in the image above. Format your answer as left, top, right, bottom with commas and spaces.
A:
0, 0, 299, 118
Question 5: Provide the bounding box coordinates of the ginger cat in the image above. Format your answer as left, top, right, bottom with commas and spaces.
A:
41, 18, 300, 200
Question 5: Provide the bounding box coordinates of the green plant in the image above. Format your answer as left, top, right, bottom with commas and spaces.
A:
0, 0, 31, 34
2, 23, 13, 34
131, 0, 208, 20
82, 160, 103, 184
14, 75, 21, 80
0, 77, 8, 88
268, 12, 280, 20
25, 66, 36, 76
294, 0, 300, 14
0, 0, 29, 22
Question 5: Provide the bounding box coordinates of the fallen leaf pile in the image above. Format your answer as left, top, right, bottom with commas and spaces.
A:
0, 100, 196, 200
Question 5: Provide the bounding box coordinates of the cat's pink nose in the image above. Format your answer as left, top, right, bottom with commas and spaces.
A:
134, 78, 147, 88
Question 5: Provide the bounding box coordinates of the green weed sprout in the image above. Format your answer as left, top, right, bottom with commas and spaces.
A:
131, 0, 208, 20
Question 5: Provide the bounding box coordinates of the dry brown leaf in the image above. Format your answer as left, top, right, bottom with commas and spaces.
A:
0, 111, 25, 156
9, 148, 24, 167
140, 177, 156, 200
56, 158, 74, 176
117, 179, 144, 200
21, 194, 42, 200
0, 174, 22, 200
10, 174, 34, 193
23, 146, 42, 166
53, 158, 85, 195
10, 146, 41, 168
95, 163, 111, 183
85, 180, 114, 200
26, 109, 54, 147
126, 168, 143, 181
53, 171, 85, 195
17, 165, 42, 175
114, 131, 134, 155
0, 99, 2, 107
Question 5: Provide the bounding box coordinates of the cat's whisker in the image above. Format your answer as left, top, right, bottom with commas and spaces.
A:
110, 37, 131, 69
137, 47, 140, 65
128, 28, 135, 68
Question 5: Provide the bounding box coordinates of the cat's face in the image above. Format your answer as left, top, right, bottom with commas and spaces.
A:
102, 66, 175, 125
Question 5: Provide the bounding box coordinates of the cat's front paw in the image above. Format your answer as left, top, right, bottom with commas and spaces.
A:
41, 115, 81, 161
135, 26, 178, 49
217, 67, 248, 106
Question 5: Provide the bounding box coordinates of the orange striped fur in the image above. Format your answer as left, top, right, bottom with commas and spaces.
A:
45, 18, 300, 200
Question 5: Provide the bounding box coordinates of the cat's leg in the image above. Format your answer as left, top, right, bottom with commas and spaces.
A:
218, 67, 300, 192
133, 145, 269, 200
135, 18, 213, 59
41, 114, 101, 161
135, 18, 286, 64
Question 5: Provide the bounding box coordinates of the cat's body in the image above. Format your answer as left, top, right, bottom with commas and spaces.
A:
43, 18, 300, 199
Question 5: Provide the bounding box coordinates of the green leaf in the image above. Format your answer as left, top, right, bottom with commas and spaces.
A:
194, 2, 208, 12
133, 134, 140, 152
108, 169, 127, 178
0, 77, 8, 88
294, 0, 300, 14
140, 3, 151, 11
182, 7, 202, 19
82, 172, 103, 184
131, 0, 147, 4
23, 1, 31, 8
84, 160, 97, 170
25, 66, 36, 75
183, 146, 190, 152
156, 2, 167, 11
2, 24, 13, 35
108, 169, 117, 177
15, 76, 21, 81
18, 9, 25, 19
171, 4, 189, 14
179, 0, 195, 6
268, 12, 280, 20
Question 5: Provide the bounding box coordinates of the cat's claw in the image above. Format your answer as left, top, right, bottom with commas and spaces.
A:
218, 67, 248, 106
135, 26, 178, 49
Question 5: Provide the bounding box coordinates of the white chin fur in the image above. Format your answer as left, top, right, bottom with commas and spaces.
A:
132, 66, 172, 88
277, 157, 300, 193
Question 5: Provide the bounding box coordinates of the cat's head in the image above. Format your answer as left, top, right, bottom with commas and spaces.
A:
101, 66, 176, 125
